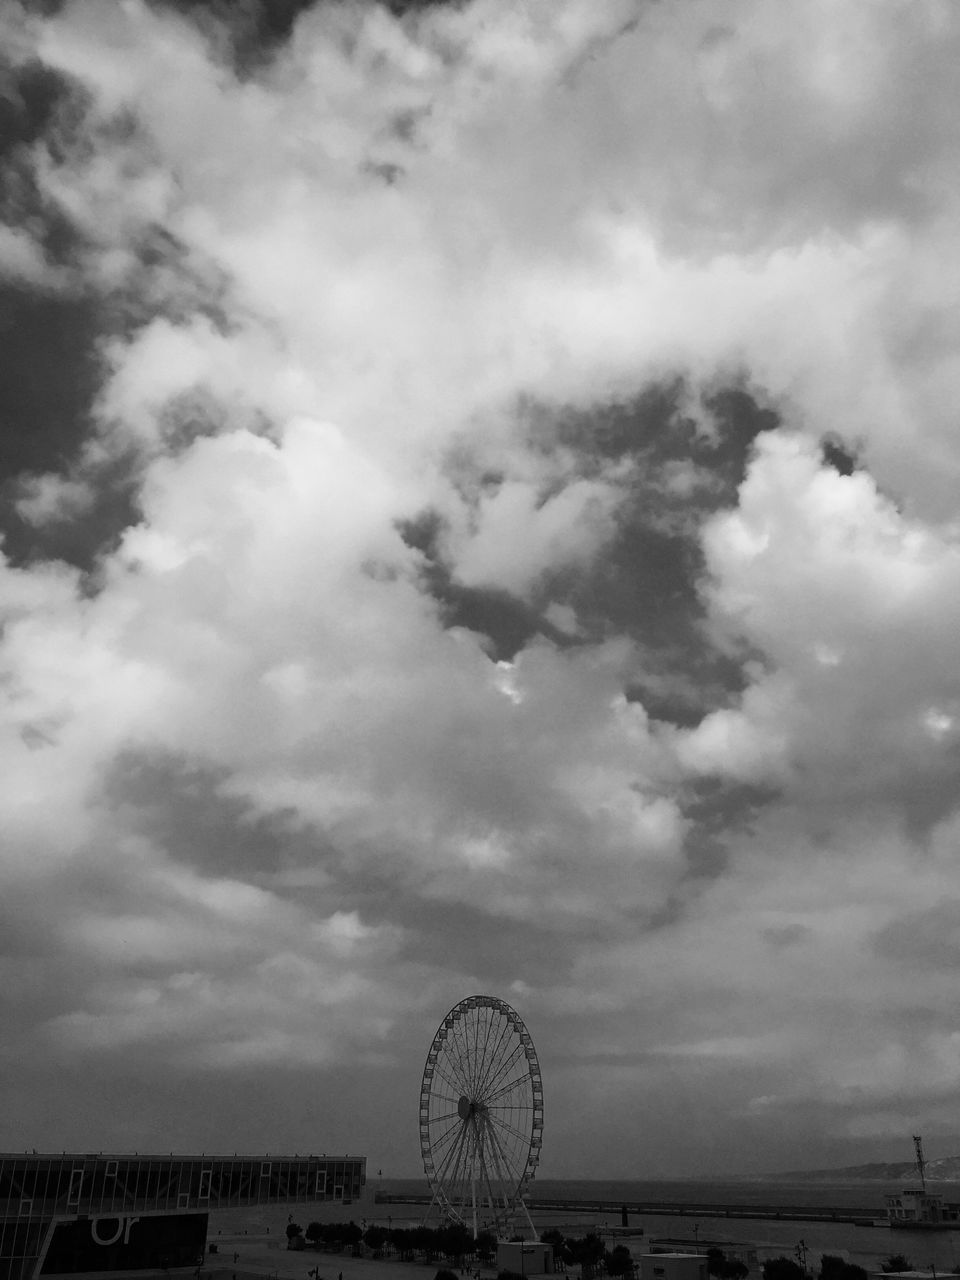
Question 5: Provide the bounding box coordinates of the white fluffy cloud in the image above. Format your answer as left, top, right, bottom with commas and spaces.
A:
2, 0, 960, 1176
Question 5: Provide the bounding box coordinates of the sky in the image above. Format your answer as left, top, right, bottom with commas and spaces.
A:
2, 0, 960, 1183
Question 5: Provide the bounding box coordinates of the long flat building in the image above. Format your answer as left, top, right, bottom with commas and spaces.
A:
0, 1152, 367, 1280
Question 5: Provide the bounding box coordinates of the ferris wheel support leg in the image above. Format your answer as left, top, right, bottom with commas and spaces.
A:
519, 1195, 538, 1242
423, 1173, 452, 1228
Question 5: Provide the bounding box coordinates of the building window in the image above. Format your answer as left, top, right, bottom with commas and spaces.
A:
105, 1161, 118, 1178
67, 1171, 83, 1207
260, 1162, 271, 1179
199, 1171, 211, 1200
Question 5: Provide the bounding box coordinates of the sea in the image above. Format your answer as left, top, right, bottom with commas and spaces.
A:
374, 1178, 960, 1275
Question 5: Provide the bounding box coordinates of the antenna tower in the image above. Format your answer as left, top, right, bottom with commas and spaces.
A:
913, 1134, 927, 1192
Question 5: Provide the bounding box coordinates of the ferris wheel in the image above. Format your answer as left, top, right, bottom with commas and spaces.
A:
419, 995, 543, 1240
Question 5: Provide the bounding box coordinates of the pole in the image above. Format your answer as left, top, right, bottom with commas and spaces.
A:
796, 1239, 808, 1276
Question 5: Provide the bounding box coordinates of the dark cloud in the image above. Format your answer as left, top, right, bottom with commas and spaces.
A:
0, 58, 74, 156
821, 435, 858, 477
0, 286, 100, 481
145, 0, 464, 77
0, 70, 239, 570
681, 777, 779, 882
536, 385, 777, 670
147, 0, 321, 74
397, 508, 564, 659
400, 381, 777, 717
101, 752, 323, 885
0, 57, 92, 264
394, 898, 575, 986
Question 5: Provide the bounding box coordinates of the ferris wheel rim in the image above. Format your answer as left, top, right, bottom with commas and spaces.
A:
419, 994, 543, 1234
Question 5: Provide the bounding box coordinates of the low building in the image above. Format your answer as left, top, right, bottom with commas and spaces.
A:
648, 1238, 758, 1271
883, 1191, 960, 1226
639, 1252, 709, 1280
497, 1241, 555, 1275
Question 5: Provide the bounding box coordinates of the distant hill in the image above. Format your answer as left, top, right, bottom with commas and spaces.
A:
770, 1155, 960, 1183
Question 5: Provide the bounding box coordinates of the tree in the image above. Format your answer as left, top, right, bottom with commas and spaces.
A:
476, 1231, 497, 1260
567, 1234, 606, 1268
605, 1244, 634, 1276
763, 1257, 804, 1280
363, 1225, 387, 1254
286, 1223, 303, 1242
437, 1222, 472, 1261
342, 1222, 363, 1248
882, 1258, 914, 1274
820, 1258, 868, 1280
708, 1251, 748, 1280
434, 1270, 458, 1280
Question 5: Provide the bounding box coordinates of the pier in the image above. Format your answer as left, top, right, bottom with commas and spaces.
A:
374, 1193, 881, 1227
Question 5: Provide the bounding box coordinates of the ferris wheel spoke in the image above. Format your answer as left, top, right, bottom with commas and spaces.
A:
429, 1089, 464, 1112
451, 1017, 477, 1096
475, 1013, 512, 1096
433, 1117, 470, 1189
477, 1008, 498, 1095
466, 1016, 486, 1098
478, 1122, 514, 1223
428, 1074, 465, 1103
483, 1108, 521, 1192
480, 1008, 500, 1094
485, 1112, 532, 1148
447, 1120, 477, 1214
433, 1060, 470, 1098
470, 1012, 489, 1095
437, 1028, 473, 1096
430, 1106, 465, 1124
484, 1072, 531, 1106
479, 1041, 524, 1102
480, 1023, 525, 1098
429, 1132, 465, 1181
454, 1041, 482, 1096
476, 1127, 506, 1218
476, 1115, 506, 1205
472, 1007, 484, 1094
442, 1042, 472, 1096
429, 1115, 469, 1160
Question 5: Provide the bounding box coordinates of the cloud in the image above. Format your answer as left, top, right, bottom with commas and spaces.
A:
1, 0, 960, 1177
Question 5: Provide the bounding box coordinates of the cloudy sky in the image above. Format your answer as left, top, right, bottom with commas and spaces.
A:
2, 0, 960, 1181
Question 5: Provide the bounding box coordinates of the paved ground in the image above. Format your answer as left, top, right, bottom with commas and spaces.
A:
201, 1237, 497, 1280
